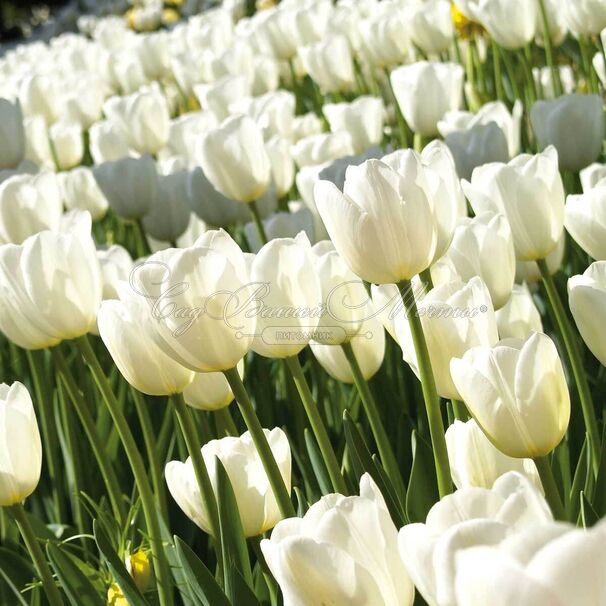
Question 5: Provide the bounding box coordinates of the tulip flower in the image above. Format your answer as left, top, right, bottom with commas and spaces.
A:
0, 99, 26, 170
250, 232, 322, 358
195, 75, 251, 121
496, 283, 543, 340
19, 74, 59, 125
323, 96, 385, 154
568, 261, 606, 367
298, 35, 356, 93
564, 186, 606, 261
59, 167, 109, 222
357, 9, 410, 68
450, 332, 570, 458
97, 245, 134, 301
409, 0, 454, 56
314, 159, 437, 284
291, 131, 355, 168
265, 136, 295, 198
261, 474, 415, 605
93, 155, 158, 220
89, 120, 132, 164
103, 88, 170, 155
310, 315, 386, 383
244, 207, 315, 253
515, 235, 565, 284
446, 419, 541, 490
141, 171, 191, 243
399, 471, 551, 606
472, 0, 537, 50
0, 172, 63, 245
197, 115, 272, 203
98, 283, 195, 396
0, 382, 42, 506
0, 211, 101, 349
455, 521, 606, 605
533, 65, 576, 99
462, 146, 565, 261
390, 61, 464, 136
166, 428, 291, 537
579, 163, 606, 192
49, 121, 84, 170
563, 0, 606, 35
531, 94, 604, 172
183, 359, 244, 411
391, 277, 499, 399
442, 213, 516, 310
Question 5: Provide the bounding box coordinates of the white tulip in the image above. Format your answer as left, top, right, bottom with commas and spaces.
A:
58, 167, 108, 222
409, 0, 453, 55
565, 185, 606, 261
49, 121, 84, 171
357, 9, 410, 69
515, 234, 565, 284
183, 359, 244, 412
167, 428, 291, 537
265, 136, 295, 198
97, 245, 134, 301
262, 474, 415, 606
0, 382, 42, 506
472, 0, 537, 50
533, 65, 576, 99
496, 283, 543, 340
299, 35, 355, 93
194, 75, 250, 121
244, 207, 315, 253
563, 0, 606, 35
579, 163, 606, 192
568, 261, 606, 367
89, 120, 132, 164
291, 131, 355, 168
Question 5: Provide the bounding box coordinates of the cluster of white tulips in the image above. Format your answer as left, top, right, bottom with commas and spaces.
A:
2, 0, 606, 604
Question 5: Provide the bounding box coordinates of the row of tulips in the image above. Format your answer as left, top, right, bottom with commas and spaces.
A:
2, 0, 606, 605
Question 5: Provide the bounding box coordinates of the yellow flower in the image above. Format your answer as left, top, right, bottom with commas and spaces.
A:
106, 583, 128, 606
162, 8, 180, 24
126, 549, 152, 593
451, 3, 483, 39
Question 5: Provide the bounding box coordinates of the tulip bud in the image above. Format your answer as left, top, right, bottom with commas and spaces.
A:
292, 131, 355, 168
198, 115, 271, 203
97, 245, 134, 301
0, 382, 42, 506
531, 94, 604, 172
244, 207, 315, 253
250, 232, 322, 358
141, 171, 191, 243
0, 172, 63, 244
23, 116, 54, 170
166, 428, 291, 537
93, 155, 158, 220
399, 471, 552, 606
390, 61, 464, 136
262, 474, 415, 606
563, 0, 606, 35
451, 332, 570, 458
564, 186, 606, 261
184, 359, 244, 411
323, 96, 385, 155
409, 0, 454, 55
580, 163, 606, 193
496, 283, 543, 340
446, 419, 541, 490
442, 213, 516, 310
59, 167, 108, 222
357, 10, 410, 69
472, 0, 537, 50
462, 146, 565, 261
89, 120, 132, 164
298, 35, 355, 94
568, 261, 606, 368
314, 159, 437, 284
98, 284, 194, 396
49, 121, 84, 171
0, 99, 26, 170
0, 211, 102, 349
265, 136, 295, 198
194, 75, 251, 122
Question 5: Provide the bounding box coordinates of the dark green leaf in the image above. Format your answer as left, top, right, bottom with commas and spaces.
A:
406, 431, 438, 523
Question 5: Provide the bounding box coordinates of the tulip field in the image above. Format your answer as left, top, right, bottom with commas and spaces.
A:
3, 0, 606, 604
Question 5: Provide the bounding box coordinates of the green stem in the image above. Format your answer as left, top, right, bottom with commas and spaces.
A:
598, 34, 606, 90
398, 280, 453, 497
521, 46, 538, 103
341, 343, 407, 503
384, 67, 409, 149
172, 393, 221, 545
492, 40, 505, 102
75, 336, 173, 606
537, 260, 600, 475
499, 46, 522, 102
451, 399, 468, 422
135, 219, 152, 257
534, 456, 566, 520
131, 389, 169, 522
579, 35, 599, 94
222, 367, 295, 518
25, 350, 64, 523
52, 347, 125, 523
537, 0, 563, 97
249, 200, 269, 246
284, 356, 347, 494
215, 407, 238, 437
10, 504, 63, 606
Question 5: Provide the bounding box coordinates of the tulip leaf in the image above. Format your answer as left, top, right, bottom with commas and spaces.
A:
304, 428, 333, 495
591, 425, 606, 516
93, 520, 149, 606
0, 548, 32, 606
174, 536, 230, 606
579, 491, 600, 528
46, 543, 103, 606
569, 437, 589, 521
343, 411, 406, 526
215, 457, 255, 601
406, 430, 438, 523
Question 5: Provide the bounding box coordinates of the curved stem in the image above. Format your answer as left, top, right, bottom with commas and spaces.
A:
10, 503, 63, 606
172, 394, 221, 546
537, 260, 600, 476
222, 367, 295, 518
534, 456, 566, 521
537, 0, 563, 96
75, 336, 173, 606
131, 389, 168, 522
249, 200, 269, 246
398, 280, 453, 497
52, 347, 125, 523
284, 356, 347, 494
